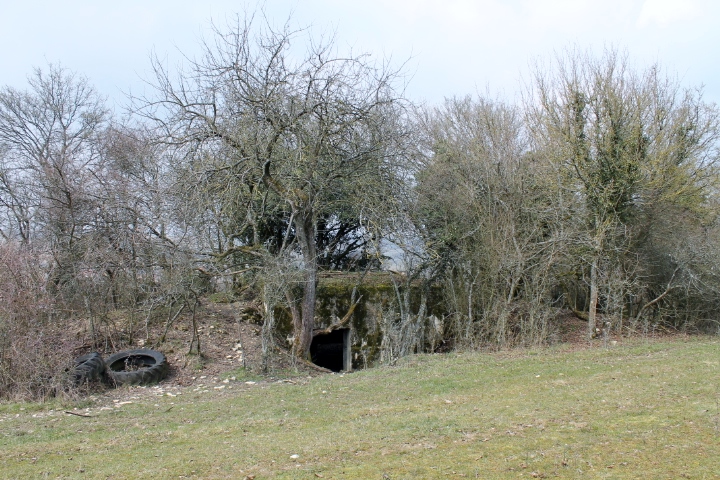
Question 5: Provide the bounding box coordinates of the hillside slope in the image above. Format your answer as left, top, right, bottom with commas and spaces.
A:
2, 337, 719, 478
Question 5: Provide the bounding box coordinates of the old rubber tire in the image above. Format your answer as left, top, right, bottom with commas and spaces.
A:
72, 352, 106, 385
104, 349, 169, 386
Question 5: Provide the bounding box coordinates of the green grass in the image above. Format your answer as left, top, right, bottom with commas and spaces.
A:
2, 338, 720, 479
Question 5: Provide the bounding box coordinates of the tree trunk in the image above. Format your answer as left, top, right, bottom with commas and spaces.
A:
262, 285, 276, 373
588, 257, 598, 339
292, 209, 317, 359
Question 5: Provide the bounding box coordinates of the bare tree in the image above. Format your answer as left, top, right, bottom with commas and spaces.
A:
0, 65, 109, 293
136, 13, 409, 358
411, 95, 560, 346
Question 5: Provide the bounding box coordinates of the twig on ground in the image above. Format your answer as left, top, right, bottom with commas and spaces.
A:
64, 411, 93, 418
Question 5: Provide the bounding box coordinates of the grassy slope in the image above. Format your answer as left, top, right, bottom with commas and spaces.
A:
1, 338, 719, 479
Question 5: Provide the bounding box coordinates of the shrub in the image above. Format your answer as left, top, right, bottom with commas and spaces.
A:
0, 243, 77, 400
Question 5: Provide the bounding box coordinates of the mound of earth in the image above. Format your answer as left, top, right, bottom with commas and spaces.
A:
79, 300, 680, 403
135, 300, 308, 387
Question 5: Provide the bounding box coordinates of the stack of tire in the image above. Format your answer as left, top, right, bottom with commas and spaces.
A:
71, 349, 169, 387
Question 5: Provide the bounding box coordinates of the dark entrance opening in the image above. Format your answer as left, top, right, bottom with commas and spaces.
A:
310, 328, 351, 372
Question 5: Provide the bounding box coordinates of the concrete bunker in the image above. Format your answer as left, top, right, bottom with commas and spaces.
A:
310, 328, 351, 372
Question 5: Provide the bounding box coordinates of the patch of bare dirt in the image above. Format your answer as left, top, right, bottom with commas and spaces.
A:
551, 309, 690, 351
555, 311, 592, 346
150, 300, 317, 385
158, 301, 262, 385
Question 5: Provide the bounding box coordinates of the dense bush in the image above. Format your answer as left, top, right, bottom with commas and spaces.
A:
0, 244, 77, 400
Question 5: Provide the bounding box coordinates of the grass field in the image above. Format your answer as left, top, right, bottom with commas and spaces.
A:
2, 337, 720, 479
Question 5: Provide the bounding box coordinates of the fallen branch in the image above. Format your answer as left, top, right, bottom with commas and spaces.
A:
314, 295, 363, 335
64, 411, 93, 418
298, 358, 333, 373
636, 267, 680, 321
571, 308, 589, 322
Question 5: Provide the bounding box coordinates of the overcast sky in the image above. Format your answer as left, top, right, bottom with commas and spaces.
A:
2, 0, 719, 109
